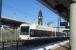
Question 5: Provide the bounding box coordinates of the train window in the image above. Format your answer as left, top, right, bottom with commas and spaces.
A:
20, 26, 29, 35
30, 30, 34, 36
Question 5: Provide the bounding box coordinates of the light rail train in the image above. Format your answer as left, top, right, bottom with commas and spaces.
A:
0, 24, 68, 41
19, 24, 66, 40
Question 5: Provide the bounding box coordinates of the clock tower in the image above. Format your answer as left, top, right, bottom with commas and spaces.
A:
38, 10, 43, 25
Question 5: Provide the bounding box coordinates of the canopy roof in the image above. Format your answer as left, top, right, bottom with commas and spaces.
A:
1, 17, 29, 28
38, 0, 73, 21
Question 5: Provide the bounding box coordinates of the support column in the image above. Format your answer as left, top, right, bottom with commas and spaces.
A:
0, 0, 2, 42
55, 28, 57, 37
70, 2, 76, 50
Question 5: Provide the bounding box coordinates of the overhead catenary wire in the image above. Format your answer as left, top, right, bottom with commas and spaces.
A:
3, 3, 36, 22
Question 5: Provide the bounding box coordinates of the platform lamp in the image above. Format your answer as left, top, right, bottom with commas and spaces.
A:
0, 0, 2, 42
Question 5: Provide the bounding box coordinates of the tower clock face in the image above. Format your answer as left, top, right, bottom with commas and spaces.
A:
39, 16, 42, 19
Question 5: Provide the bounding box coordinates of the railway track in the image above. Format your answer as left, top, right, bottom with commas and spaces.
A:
0, 37, 69, 48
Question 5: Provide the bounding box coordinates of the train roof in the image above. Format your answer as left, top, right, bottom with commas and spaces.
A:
20, 23, 69, 32
20, 23, 57, 32
33, 25, 57, 32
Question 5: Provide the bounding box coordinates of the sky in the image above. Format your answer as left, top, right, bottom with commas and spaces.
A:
1, 0, 63, 27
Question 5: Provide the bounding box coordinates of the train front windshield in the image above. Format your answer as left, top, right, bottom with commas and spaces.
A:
20, 26, 29, 35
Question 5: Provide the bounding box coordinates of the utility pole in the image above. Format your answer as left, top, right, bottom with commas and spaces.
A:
13, 11, 16, 20
57, 16, 60, 32
0, 0, 2, 42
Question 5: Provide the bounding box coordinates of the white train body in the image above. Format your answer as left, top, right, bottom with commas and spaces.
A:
19, 24, 65, 40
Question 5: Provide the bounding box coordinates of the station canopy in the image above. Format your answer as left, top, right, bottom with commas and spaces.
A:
1, 17, 29, 28
38, 0, 73, 21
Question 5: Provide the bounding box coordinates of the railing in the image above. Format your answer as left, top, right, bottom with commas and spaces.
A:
0, 40, 23, 50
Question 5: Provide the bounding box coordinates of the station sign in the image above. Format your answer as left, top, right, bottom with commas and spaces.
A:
60, 22, 68, 26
